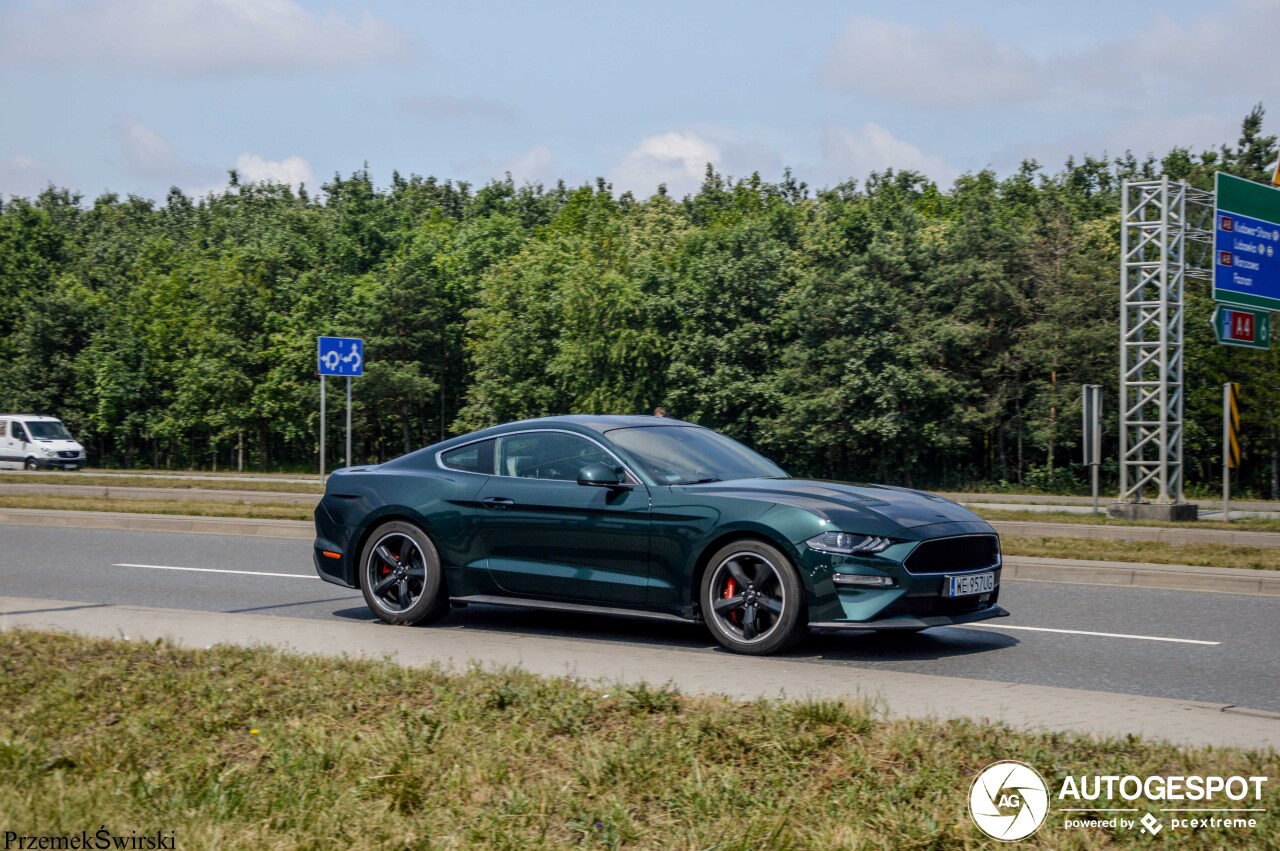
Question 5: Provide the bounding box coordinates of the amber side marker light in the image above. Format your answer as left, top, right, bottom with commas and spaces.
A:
322, 551, 342, 559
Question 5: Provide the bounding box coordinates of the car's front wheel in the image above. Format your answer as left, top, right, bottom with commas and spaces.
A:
700, 540, 806, 655
359, 521, 449, 626
24, 458, 37, 471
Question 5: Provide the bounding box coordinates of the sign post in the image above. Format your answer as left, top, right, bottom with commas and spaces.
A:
1082, 384, 1103, 514
317, 336, 364, 477
319, 375, 326, 480
1224, 383, 1240, 520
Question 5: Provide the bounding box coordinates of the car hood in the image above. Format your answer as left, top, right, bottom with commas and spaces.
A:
32, 439, 83, 452
682, 478, 984, 531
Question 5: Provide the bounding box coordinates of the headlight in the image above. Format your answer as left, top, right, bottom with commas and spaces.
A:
805, 532, 892, 554
40, 448, 56, 457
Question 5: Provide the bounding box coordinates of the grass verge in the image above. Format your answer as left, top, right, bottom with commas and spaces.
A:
1, 631, 1275, 849
0, 471, 322, 493
0, 495, 312, 521
979, 508, 1280, 534
1002, 535, 1280, 571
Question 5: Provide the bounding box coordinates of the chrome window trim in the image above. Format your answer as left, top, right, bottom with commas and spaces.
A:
435, 428, 641, 484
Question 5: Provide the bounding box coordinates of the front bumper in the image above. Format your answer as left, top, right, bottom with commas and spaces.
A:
810, 603, 1009, 632
29, 456, 86, 469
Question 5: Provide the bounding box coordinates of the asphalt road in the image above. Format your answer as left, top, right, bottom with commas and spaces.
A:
2, 524, 1277, 713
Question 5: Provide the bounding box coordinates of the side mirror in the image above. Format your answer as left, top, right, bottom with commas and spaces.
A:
577, 462, 628, 488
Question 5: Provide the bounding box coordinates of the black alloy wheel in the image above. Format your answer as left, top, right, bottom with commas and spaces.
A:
700, 540, 805, 655
359, 521, 449, 625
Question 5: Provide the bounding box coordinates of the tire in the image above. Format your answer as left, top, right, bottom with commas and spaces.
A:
700, 539, 807, 655
24, 458, 37, 471
358, 521, 449, 626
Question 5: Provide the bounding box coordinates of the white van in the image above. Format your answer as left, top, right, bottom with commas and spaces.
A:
0, 414, 88, 470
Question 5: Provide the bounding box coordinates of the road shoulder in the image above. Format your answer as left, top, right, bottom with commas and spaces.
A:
3, 594, 1277, 750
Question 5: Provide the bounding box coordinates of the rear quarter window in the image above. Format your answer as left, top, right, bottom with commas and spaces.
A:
439, 439, 496, 474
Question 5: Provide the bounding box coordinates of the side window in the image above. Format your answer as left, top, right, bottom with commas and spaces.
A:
439, 439, 496, 474
12, 423, 27, 443
497, 432, 616, 482
0, 421, 7, 438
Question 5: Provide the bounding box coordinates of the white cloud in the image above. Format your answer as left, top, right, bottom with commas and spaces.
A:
500, 144, 557, 185
400, 95, 518, 123
822, 17, 1042, 108
1068, 2, 1280, 100
0, 0, 415, 73
234, 153, 315, 191
823, 3, 1280, 113
712, 133, 785, 182
115, 120, 225, 196
117, 120, 186, 178
823, 124, 959, 186
610, 132, 721, 197
0, 155, 69, 199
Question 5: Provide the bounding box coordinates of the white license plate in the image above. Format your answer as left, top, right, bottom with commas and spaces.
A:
946, 572, 995, 597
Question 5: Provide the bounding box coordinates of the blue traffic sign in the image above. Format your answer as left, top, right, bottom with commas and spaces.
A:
317, 336, 364, 377
1213, 173, 1280, 311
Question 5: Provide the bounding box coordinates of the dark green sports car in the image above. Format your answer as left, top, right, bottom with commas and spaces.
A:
313, 415, 1007, 654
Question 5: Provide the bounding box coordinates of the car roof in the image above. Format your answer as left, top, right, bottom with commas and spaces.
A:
389, 414, 698, 466
0, 414, 62, 421
515, 414, 696, 434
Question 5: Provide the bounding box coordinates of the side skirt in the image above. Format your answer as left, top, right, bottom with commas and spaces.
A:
449, 594, 695, 625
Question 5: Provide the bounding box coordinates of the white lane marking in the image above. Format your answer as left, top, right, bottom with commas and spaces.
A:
112, 563, 318, 580
966, 623, 1219, 645
102, 566, 1224, 645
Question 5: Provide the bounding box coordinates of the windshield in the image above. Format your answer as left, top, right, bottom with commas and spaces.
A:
607, 426, 787, 485
25, 421, 72, 440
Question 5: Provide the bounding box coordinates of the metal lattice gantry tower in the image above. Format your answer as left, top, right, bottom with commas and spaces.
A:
1118, 177, 1213, 505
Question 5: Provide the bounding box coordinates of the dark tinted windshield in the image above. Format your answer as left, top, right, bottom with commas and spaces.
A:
25, 421, 71, 440
607, 426, 786, 485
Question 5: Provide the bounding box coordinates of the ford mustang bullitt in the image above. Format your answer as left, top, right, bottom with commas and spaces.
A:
313, 415, 1007, 655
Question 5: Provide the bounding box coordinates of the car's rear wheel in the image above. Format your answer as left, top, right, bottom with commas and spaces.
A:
359, 521, 449, 625
700, 540, 806, 655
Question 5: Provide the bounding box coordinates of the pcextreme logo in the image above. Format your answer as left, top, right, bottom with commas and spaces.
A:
968, 760, 1269, 842
969, 761, 1050, 841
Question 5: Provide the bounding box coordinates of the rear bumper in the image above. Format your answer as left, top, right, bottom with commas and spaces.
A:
313, 501, 357, 587
810, 603, 1009, 632
314, 545, 355, 587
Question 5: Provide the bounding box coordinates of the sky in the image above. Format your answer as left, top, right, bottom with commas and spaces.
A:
0, 0, 1276, 201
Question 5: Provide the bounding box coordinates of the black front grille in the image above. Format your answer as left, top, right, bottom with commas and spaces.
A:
904, 535, 999, 575
57, 450, 79, 458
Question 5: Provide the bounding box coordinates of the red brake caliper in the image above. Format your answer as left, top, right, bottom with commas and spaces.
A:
724, 578, 737, 623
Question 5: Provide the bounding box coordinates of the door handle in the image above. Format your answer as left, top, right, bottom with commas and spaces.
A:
481, 497, 515, 509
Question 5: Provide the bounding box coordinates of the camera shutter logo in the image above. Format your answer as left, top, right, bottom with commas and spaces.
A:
969, 760, 1050, 841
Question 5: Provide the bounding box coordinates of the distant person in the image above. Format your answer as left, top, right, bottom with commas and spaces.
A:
653, 406, 668, 418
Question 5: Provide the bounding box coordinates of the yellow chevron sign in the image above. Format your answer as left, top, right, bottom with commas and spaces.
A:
1227, 383, 1241, 469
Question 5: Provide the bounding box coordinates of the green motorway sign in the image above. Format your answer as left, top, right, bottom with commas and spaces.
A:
1213, 304, 1271, 350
